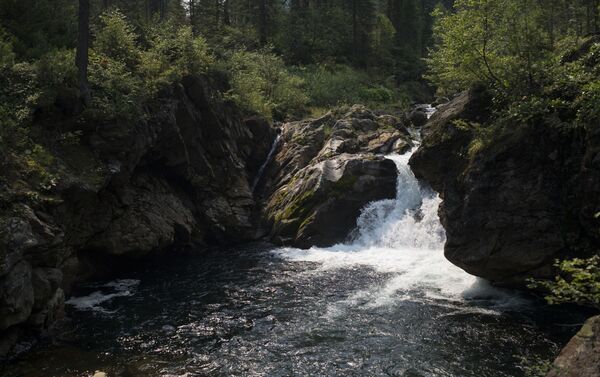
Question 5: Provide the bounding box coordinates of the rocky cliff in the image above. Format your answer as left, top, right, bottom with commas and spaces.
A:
257, 105, 412, 248
0, 75, 276, 355
409, 87, 600, 286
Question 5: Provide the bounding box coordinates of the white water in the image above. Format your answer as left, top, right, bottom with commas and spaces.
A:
276, 149, 529, 312
66, 279, 140, 313
251, 134, 281, 192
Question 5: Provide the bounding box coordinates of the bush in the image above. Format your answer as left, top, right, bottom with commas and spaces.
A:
529, 255, 600, 309
0, 63, 38, 148
95, 10, 140, 69
35, 49, 77, 108
141, 23, 213, 91
296, 64, 404, 110
0, 28, 15, 68
296, 64, 369, 107
85, 51, 143, 122
226, 49, 308, 120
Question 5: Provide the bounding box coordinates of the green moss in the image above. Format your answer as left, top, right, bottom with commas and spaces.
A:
274, 188, 318, 223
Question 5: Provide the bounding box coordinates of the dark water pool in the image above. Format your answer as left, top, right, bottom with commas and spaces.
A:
0, 244, 585, 377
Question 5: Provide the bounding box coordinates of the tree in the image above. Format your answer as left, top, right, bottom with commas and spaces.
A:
76, 0, 91, 105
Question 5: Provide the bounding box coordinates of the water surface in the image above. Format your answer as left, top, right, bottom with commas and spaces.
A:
1, 151, 583, 377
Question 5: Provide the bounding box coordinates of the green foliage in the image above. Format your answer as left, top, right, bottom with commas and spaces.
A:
0, 0, 77, 59
226, 49, 308, 120
517, 356, 554, 377
35, 49, 78, 108
529, 256, 600, 309
0, 63, 38, 148
427, 0, 550, 96
141, 23, 214, 90
0, 28, 15, 68
95, 10, 141, 69
296, 64, 405, 110
369, 13, 396, 67
86, 51, 144, 123
576, 80, 600, 125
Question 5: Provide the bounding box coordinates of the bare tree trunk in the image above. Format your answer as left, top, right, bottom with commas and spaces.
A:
76, 0, 91, 106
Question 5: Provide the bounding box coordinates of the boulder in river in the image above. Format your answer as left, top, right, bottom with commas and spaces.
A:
410, 86, 600, 286
259, 105, 411, 248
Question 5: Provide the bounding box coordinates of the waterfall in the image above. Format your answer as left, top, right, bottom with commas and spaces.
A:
251, 134, 281, 193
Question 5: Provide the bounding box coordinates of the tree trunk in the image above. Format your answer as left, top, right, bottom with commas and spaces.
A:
223, 0, 231, 25
76, 0, 91, 106
259, 0, 267, 45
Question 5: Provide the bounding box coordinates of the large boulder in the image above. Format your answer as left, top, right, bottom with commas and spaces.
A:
267, 154, 397, 247
546, 316, 600, 377
259, 105, 410, 248
410, 88, 600, 285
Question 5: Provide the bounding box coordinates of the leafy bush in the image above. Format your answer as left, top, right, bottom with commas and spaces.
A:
35, 49, 77, 107
576, 79, 600, 125
85, 52, 143, 122
226, 49, 307, 120
0, 63, 38, 148
529, 256, 600, 308
297, 64, 368, 107
296, 64, 405, 110
95, 10, 140, 69
141, 23, 213, 91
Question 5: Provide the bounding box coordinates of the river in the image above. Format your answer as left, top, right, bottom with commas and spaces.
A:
1, 149, 583, 377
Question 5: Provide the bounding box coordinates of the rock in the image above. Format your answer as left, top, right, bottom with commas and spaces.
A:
0, 261, 34, 330
267, 154, 397, 247
407, 109, 428, 128
546, 316, 600, 377
260, 105, 408, 248
432, 97, 450, 107
410, 86, 599, 285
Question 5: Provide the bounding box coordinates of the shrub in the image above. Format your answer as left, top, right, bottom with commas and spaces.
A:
226, 49, 307, 120
296, 64, 368, 107
85, 51, 143, 122
529, 255, 600, 309
0, 63, 38, 148
35, 49, 77, 107
0, 28, 15, 68
141, 23, 213, 92
95, 10, 140, 69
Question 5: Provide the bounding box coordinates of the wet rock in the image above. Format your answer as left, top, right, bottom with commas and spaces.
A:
546, 316, 600, 377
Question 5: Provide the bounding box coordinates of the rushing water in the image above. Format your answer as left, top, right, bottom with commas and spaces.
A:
1, 150, 585, 377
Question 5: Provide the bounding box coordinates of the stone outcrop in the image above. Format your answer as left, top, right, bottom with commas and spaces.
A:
546, 315, 600, 377
409, 87, 600, 286
0, 75, 276, 355
258, 105, 411, 248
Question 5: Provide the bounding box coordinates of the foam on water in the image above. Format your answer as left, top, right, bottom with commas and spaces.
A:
66, 279, 140, 313
275, 149, 527, 311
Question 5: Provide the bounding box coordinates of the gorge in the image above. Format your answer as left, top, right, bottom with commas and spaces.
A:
1, 1, 600, 376
1, 87, 598, 376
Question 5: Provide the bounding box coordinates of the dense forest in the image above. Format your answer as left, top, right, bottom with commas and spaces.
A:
1, 0, 600, 376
